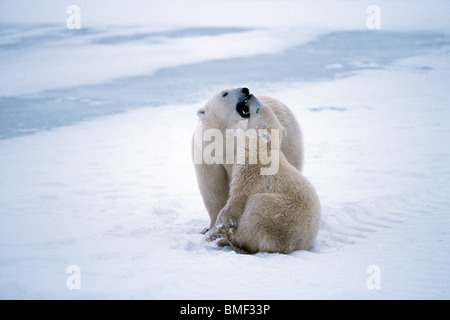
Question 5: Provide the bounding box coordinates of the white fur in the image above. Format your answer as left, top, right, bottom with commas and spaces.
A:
205, 95, 321, 253
192, 88, 303, 231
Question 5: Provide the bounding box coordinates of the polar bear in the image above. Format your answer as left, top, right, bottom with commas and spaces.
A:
205, 94, 321, 253
192, 88, 303, 232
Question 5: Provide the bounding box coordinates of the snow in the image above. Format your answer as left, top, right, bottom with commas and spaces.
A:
1, 0, 450, 299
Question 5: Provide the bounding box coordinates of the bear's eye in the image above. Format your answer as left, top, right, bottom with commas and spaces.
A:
222, 92, 229, 97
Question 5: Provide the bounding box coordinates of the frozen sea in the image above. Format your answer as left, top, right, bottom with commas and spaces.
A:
0, 0, 449, 299
1, 25, 448, 139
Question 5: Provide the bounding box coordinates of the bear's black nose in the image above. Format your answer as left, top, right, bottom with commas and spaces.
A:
241, 87, 250, 95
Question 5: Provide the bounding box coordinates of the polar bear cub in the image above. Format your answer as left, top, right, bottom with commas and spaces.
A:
206, 95, 321, 254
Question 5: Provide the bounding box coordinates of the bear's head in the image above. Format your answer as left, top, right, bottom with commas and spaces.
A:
197, 87, 253, 130
246, 94, 286, 149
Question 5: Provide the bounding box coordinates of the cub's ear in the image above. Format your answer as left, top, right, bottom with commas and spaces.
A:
197, 108, 206, 119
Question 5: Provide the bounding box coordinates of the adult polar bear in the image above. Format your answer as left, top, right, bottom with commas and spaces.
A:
192, 88, 303, 232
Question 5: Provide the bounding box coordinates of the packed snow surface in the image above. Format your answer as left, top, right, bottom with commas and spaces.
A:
0, 0, 449, 299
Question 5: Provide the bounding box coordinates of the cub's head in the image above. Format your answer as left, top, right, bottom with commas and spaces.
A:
197, 87, 253, 129
246, 94, 286, 148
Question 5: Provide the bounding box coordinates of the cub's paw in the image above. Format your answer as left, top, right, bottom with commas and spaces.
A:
222, 225, 237, 242
205, 226, 222, 242
216, 238, 229, 247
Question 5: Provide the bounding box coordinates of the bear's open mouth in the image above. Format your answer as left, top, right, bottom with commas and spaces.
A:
236, 94, 252, 118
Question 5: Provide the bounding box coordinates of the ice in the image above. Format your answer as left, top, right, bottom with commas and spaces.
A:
0, 0, 450, 299
1, 30, 447, 139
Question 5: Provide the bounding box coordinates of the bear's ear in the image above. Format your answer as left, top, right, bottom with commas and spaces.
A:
267, 111, 286, 137
259, 130, 272, 143
197, 108, 206, 119
269, 116, 286, 145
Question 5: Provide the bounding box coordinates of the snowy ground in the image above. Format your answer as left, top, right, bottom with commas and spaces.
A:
0, 0, 449, 299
